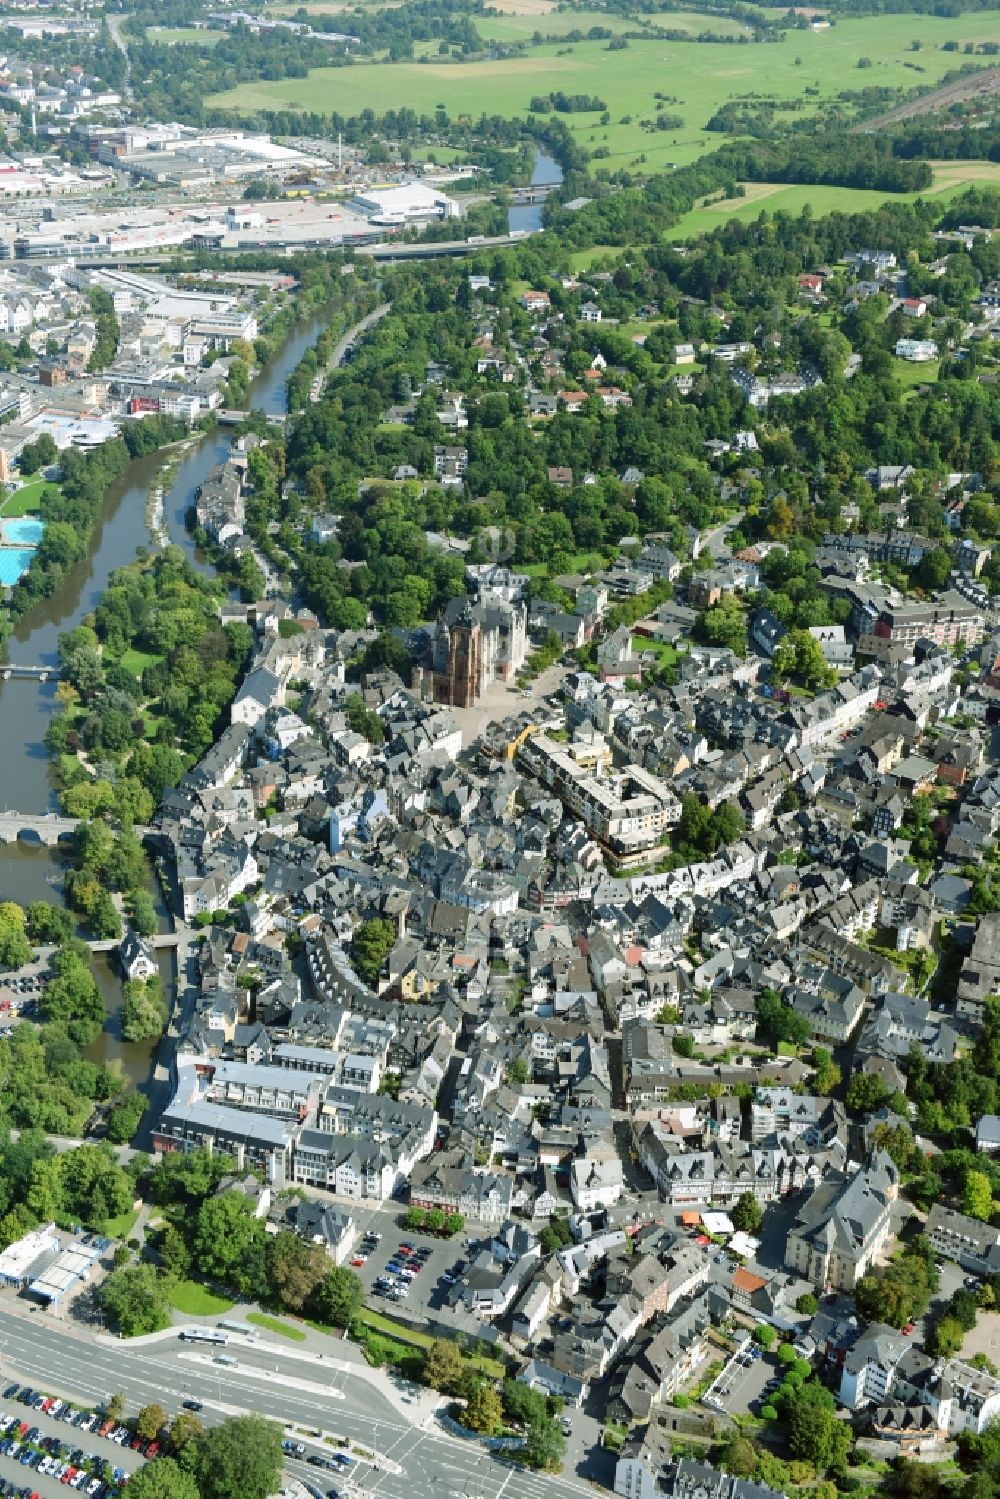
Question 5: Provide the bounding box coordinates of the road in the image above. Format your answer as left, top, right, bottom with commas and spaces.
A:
106, 13, 132, 93
310, 303, 390, 403
701, 511, 745, 562
0, 1305, 601, 1499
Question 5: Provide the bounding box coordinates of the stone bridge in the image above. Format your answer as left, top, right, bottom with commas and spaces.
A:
0, 813, 156, 847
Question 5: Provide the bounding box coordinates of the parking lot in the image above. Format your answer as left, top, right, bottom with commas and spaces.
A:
0, 1386, 147, 1499
703, 1347, 779, 1417
350, 1225, 467, 1315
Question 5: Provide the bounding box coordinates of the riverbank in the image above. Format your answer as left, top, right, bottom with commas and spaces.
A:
0, 292, 361, 816
144, 436, 200, 549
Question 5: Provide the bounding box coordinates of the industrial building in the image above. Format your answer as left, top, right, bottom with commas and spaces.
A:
352, 181, 459, 226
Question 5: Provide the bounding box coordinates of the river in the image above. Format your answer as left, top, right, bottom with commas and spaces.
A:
508, 149, 563, 235
0, 304, 335, 1085
0, 306, 332, 814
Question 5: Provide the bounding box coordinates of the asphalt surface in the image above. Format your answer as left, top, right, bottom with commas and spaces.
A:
0, 1393, 146, 1499
0, 1306, 598, 1499
352, 1226, 464, 1316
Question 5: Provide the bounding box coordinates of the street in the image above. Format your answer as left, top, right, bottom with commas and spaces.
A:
0, 1305, 599, 1499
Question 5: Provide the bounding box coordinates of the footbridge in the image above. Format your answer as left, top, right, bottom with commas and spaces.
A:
1, 664, 60, 682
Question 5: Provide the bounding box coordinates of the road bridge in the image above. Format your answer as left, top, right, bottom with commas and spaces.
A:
357, 231, 532, 261
0, 812, 156, 847
507, 184, 558, 205
216, 409, 286, 427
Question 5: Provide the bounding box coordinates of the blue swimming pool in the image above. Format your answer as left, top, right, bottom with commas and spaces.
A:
1, 518, 44, 546
0, 548, 35, 585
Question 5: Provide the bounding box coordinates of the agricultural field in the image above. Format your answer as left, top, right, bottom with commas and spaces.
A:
208, 13, 1000, 179
475, 9, 686, 42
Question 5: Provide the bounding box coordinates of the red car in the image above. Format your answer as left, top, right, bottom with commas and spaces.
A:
145, 1442, 159, 1459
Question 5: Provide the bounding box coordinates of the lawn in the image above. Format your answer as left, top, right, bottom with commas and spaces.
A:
101, 1208, 139, 1241
353, 1308, 506, 1377
247, 1311, 307, 1341
633, 636, 678, 668
147, 26, 225, 45
168, 1280, 235, 1316
894, 356, 940, 389
521, 549, 610, 579
476, 9, 652, 42
667, 162, 1000, 240
1, 479, 51, 517
207, 14, 1000, 180
118, 646, 163, 680
568, 246, 622, 272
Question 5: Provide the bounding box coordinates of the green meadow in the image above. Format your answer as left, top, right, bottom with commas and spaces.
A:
208, 13, 1000, 179
147, 26, 225, 45
666, 161, 1000, 238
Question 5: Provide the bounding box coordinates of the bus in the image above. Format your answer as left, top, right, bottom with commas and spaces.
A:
179, 1328, 228, 1345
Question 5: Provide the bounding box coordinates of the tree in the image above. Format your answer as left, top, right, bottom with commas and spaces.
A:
39, 942, 106, 1045
126, 1458, 200, 1499
403, 1207, 427, 1231
121, 977, 168, 1043
193, 1190, 267, 1293
756, 988, 811, 1047
522, 1416, 566, 1471
964, 1170, 994, 1223
350, 917, 397, 984
100, 1264, 172, 1337
106, 1394, 127, 1424
796, 1292, 819, 1316
464, 1383, 503, 1435
311, 1265, 363, 1329
423, 1338, 465, 1394
846, 1072, 891, 1115
168, 1411, 204, 1455
732, 1193, 763, 1234
812, 1048, 842, 1097
105, 1092, 147, 1145
928, 1315, 965, 1357
159, 1223, 192, 1280
25, 901, 74, 945
0, 902, 31, 970
136, 1404, 168, 1442
267, 1231, 329, 1312
753, 1323, 776, 1350
916, 547, 954, 592
772, 629, 835, 691
501, 1378, 549, 1427
786, 1382, 850, 1470
183, 1416, 283, 1499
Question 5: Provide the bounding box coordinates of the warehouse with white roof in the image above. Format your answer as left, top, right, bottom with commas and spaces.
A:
351, 181, 459, 226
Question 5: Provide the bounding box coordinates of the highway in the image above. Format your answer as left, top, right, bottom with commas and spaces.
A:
0, 1307, 599, 1499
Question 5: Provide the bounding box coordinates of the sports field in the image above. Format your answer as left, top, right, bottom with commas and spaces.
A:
147, 26, 225, 45
208, 13, 1000, 178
